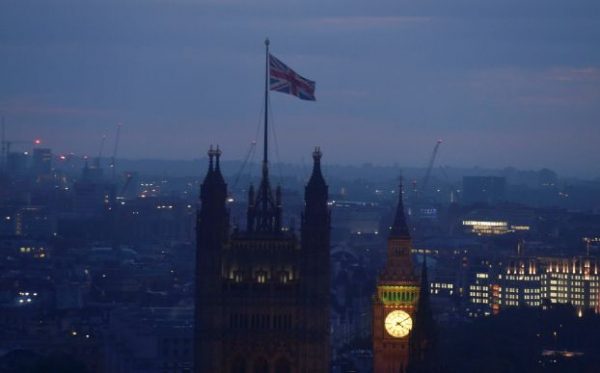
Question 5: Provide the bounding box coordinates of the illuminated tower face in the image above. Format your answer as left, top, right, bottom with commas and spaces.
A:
372, 185, 419, 373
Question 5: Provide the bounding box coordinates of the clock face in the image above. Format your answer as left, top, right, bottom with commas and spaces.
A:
384, 310, 413, 338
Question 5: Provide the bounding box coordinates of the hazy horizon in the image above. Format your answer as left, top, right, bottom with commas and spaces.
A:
50, 155, 596, 181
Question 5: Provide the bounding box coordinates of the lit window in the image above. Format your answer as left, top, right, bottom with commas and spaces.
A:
279, 271, 289, 284
234, 271, 243, 283
256, 270, 267, 284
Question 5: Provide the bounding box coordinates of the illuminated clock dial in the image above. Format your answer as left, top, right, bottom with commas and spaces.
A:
384, 310, 413, 338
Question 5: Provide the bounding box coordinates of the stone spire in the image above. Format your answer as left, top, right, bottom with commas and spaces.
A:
248, 160, 280, 233
305, 147, 328, 210
213, 145, 226, 186
390, 179, 410, 238
307, 147, 326, 190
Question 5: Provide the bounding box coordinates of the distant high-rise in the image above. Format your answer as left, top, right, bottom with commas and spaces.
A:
194, 146, 330, 372
7, 151, 29, 177
32, 148, 52, 177
72, 160, 115, 216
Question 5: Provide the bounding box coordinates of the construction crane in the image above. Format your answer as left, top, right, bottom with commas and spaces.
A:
419, 139, 442, 200
0, 117, 36, 165
109, 123, 122, 181
1, 116, 36, 170
120, 172, 134, 198
94, 135, 107, 169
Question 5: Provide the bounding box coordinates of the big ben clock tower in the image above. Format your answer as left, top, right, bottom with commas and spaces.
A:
373, 183, 419, 373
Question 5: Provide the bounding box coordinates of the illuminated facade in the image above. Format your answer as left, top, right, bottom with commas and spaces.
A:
543, 257, 600, 311
372, 185, 435, 373
495, 259, 543, 312
195, 147, 330, 373
462, 220, 509, 235
466, 270, 492, 317
462, 220, 530, 236
466, 257, 600, 317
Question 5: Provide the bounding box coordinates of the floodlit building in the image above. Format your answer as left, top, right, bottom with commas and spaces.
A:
497, 258, 543, 309
542, 257, 600, 311
466, 256, 600, 317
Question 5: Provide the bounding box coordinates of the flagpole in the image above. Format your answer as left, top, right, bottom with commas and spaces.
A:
263, 38, 270, 174
260, 38, 270, 217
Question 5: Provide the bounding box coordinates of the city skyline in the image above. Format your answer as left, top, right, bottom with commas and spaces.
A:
1, 0, 599, 177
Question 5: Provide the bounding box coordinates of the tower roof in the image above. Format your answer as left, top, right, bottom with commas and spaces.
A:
201, 145, 227, 196
390, 180, 410, 238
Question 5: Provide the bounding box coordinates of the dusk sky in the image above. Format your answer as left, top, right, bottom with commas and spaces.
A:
1, 0, 599, 176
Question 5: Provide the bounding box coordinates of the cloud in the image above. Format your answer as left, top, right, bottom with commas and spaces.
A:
0, 97, 117, 117
543, 67, 600, 82
467, 67, 600, 108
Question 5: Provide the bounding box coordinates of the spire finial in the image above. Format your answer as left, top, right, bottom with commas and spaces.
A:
390, 174, 410, 238
307, 147, 326, 190
215, 145, 222, 169
312, 146, 322, 161
208, 145, 215, 170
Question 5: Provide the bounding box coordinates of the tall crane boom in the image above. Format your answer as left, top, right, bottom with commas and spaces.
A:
98, 135, 106, 159
421, 139, 442, 196
1, 117, 39, 171
93, 135, 107, 169
110, 123, 122, 180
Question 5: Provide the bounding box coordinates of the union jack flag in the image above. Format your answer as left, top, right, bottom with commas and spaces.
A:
269, 54, 316, 101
